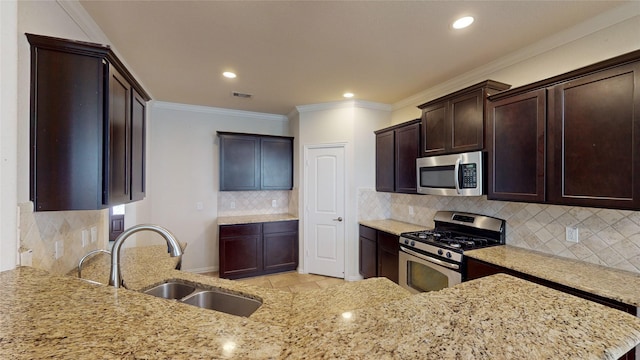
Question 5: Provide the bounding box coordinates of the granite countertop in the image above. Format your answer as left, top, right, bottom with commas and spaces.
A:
359, 219, 429, 236
466, 245, 640, 307
2, 245, 640, 359
218, 213, 298, 225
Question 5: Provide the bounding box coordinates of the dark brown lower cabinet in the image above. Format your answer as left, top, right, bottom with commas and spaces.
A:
219, 220, 298, 279
359, 225, 399, 284
465, 257, 636, 360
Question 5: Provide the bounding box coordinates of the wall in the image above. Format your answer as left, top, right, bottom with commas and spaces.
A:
145, 102, 290, 273
0, 0, 18, 271
295, 101, 390, 280
12, 1, 114, 274
390, 6, 640, 123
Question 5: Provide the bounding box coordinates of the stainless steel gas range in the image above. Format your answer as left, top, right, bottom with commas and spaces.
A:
398, 211, 506, 294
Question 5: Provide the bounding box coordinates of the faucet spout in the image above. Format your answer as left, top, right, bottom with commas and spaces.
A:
109, 224, 183, 288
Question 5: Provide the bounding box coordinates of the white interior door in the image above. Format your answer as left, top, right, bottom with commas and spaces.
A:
304, 145, 345, 278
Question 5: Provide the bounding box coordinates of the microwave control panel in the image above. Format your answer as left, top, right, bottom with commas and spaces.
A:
461, 163, 477, 188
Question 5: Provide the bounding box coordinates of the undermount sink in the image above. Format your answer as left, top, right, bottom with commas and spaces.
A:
144, 282, 197, 300
181, 290, 262, 317
142, 280, 262, 317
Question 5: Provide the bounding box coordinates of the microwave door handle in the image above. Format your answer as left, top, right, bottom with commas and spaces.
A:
454, 158, 461, 194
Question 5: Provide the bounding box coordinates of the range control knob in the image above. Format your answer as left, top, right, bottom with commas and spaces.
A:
437, 249, 443, 256
410, 241, 415, 247
404, 239, 409, 245
446, 252, 452, 258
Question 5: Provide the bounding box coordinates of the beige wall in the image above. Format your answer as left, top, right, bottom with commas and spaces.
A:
295, 101, 390, 280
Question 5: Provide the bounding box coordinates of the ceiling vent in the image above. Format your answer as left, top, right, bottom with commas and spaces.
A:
232, 91, 253, 99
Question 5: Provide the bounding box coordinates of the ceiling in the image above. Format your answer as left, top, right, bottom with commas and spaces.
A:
79, 1, 629, 115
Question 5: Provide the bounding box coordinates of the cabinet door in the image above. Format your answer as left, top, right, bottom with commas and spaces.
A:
130, 89, 146, 202
450, 89, 485, 153
375, 130, 395, 192
359, 225, 377, 278
263, 221, 299, 272
219, 224, 262, 279
263, 231, 298, 272
261, 137, 293, 190
219, 135, 260, 191
394, 123, 420, 193
377, 231, 399, 284
106, 65, 132, 206
487, 89, 546, 202
548, 62, 640, 209
30, 47, 105, 211
421, 102, 447, 156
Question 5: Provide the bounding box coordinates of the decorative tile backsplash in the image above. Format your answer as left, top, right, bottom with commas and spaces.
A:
218, 190, 292, 216
358, 188, 640, 274
19, 202, 107, 275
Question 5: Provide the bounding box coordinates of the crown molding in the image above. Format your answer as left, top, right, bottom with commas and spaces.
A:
153, 101, 289, 122
296, 99, 392, 114
392, 2, 640, 111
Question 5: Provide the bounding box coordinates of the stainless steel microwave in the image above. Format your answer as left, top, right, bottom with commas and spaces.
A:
416, 151, 484, 196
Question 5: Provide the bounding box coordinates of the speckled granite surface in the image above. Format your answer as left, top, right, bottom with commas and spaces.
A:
466, 245, 640, 307
218, 213, 298, 225
283, 274, 640, 360
359, 219, 429, 235
0, 268, 640, 359
2, 245, 640, 359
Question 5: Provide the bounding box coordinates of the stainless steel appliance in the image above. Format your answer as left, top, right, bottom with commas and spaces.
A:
416, 151, 484, 196
399, 211, 505, 294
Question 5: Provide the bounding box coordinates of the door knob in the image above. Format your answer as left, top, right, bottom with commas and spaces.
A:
333, 217, 343, 222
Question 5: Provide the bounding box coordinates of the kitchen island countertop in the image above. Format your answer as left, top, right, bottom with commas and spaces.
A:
2, 246, 640, 359
466, 245, 640, 307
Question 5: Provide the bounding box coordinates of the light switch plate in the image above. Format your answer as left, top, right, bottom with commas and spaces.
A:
55, 241, 64, 259
90, 227, 97, 243
81, 230, 89, 248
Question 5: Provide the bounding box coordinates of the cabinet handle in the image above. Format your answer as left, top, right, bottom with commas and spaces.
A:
333, 217, 343, 222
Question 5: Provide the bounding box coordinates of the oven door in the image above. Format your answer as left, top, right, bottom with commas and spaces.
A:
398, 246, 461, 294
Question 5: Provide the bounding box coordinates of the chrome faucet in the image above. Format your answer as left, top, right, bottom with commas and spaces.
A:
109, 224, 184, 288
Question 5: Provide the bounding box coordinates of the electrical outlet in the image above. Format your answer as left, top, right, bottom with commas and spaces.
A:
196, 202, 204, 211
20, 249, 33, 267
271, 199, 277, 208
565, 226, 579, 243
409, 206, 414, 216
230, 201, 236, 209
54, 241, 64, 259
90, 227, 97, 243
81, 230, 89, 248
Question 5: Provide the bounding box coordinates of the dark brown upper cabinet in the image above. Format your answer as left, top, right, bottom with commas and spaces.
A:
417, 80, 511, 156
27, 34, 150, 211
218, 132, 293, 191
488, 49, 640, 210
547, 60, 640, 210
487, 89, 546, 202
375, 119, 421, 193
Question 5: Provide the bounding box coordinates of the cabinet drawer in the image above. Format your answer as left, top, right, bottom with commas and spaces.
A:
220, 223, 261, 237
263, 220, 298, 234
378, 231, 399, 253
359, 225, 376, 240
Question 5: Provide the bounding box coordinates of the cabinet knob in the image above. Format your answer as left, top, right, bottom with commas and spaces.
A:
333, 217, 343, 222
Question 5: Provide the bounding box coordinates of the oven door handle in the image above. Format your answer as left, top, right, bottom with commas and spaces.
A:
400, 246, 460, 270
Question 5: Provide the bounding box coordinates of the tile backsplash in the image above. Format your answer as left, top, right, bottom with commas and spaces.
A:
218, 190, 293, 216
358, 188, 640, 274
19, 202, 107, 275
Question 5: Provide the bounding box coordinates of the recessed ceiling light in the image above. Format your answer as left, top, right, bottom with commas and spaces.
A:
452, 16, 474, 29
343, 92, 354, 98
223, 71, 237, 79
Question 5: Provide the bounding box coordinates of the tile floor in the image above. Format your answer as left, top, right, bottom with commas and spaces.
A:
202, 271, 347, 292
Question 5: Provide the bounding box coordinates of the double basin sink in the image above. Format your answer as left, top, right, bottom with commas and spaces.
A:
142, 280, 262, 317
